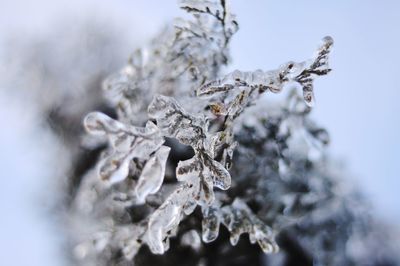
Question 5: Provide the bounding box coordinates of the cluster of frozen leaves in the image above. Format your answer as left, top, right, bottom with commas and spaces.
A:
101, 0, 238, 126
69, 0, 338, 264
197, 35, 333, 110
201, 198, 279, 253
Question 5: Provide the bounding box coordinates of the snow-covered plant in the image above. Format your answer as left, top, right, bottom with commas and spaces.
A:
67, 1, 399, 265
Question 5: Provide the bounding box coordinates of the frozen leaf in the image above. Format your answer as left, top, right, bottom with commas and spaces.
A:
147, 202, 180, 254
297, 36, 334, 106
101, 48, 150, 124
176, 156, 213, 205
135, 146, 171, 202
84, 112, 165, 183
149, 93, 232, 208
202, 153, 231, 190
177, 152, 231, 205
202, 205, 221, 242
176, 156, 201, 183
200, 199, 278, 253
97, 152, 130, 183
146, 181, 200, 254
151, 0, 238, 90
220, 199, 278, 253
199, 174, 215, 205
148, 94, 207, 147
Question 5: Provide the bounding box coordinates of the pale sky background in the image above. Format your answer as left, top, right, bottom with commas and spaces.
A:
0, 0, 399, 265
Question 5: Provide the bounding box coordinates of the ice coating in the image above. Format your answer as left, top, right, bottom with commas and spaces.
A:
71, 0, 337, 263
148, 94, 207, 147
202, 205, 221, 243
181, 229, 201, 251
135, 146, 171, 202
83, 112, 165, 182
200, 199, 278, 253
196, 36, 333, 108
146, 181, 200, 254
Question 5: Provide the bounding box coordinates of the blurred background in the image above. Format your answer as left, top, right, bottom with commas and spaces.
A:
0, 0, 399, 265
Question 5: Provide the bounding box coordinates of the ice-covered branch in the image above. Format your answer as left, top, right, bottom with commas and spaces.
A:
65, 1, 392, 265
197, 36, 333, 115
